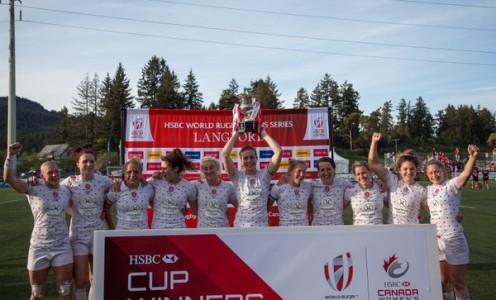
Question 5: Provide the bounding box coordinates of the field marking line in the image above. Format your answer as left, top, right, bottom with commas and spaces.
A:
0, 199, 23, 205
460, 205, 476, 209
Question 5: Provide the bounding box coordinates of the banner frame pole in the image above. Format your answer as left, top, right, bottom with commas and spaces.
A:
328, 106, 334, 161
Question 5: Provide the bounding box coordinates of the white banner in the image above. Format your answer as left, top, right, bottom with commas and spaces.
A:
94, 225, 442, 300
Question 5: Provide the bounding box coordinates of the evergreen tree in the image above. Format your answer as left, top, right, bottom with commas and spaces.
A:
218, 78, 239, 110
410, 97, 433, 143
71, 73, 100, 145
339, 81, 361, 119
320, 73, 340, 108
336, 81, 361, 146
54, 106, 75, 144
379, 100, 394, 140
309, 83, 324, 107
207, 102, 219, 110
136, 55, 167, 108
182, 69, 203, 109
474, 106, 496, 146
358, 109, 381, 147
100, 63, 135, 148
342, 112, 361, 150
248, 75, 282, 108
394, 98, 411, 141
157, 65, 183, 108
293, 88, 310, 108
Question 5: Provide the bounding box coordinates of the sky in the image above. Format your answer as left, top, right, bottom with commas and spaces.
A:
0, 0, 495, 116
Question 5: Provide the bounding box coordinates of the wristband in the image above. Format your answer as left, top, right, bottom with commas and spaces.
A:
4, 157, 15, 171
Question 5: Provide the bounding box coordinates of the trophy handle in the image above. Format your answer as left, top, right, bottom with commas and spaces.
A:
250, 102, 261, 120
232, 104, 240, 132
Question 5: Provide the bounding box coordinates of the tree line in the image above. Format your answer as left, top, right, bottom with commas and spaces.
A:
2, 55, 495, 158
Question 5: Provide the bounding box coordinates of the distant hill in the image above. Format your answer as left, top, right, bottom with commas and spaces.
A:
0, 96, 59, 151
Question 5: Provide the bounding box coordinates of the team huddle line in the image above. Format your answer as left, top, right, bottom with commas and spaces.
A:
3, 128, 478, 300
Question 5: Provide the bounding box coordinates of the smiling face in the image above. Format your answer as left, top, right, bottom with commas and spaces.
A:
399, 161, 417, 184
318, 161, 335, 185
201, 160, 220, 182
41, 161, 61, 189
289, 162, 307, 186
77, 153, 96, 178
426, 163, 445, 185
240, 149, 257, 174
125, 162, 142, 188
161, 160, 180, 183
354, 165, 372, 188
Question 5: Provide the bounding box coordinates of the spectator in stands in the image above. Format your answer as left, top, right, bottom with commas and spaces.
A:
368, 132, 429, 224
425, 144, 479, 300
222, 127, 282, 227
3, 143, 73, 300
192, 156, 237, 227
106, 157, 153, 230
148, 148, 197, 228
269, 160, 312, 226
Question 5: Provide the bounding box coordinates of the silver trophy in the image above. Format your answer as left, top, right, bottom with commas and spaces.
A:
233, 94, 261, 133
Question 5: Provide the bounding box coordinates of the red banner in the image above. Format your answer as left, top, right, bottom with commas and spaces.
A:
104, 235, 282, 299
125, 108, 330, 180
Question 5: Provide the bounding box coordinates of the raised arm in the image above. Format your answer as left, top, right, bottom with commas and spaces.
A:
3, 143, 28, 194
262, 129, 282, 176
367, 132, 388, 181
456, 144, 479, 187
221, 131, 239, 178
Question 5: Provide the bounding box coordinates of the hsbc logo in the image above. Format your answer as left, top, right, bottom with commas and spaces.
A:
129, 254, 178, 265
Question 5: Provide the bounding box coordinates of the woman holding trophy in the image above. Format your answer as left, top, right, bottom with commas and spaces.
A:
221, 95, 283, 227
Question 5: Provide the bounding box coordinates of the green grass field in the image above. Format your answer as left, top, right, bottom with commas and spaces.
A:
0, 183, 495, 299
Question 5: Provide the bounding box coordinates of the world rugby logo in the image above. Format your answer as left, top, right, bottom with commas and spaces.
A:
313, 115, 324, 129
324, 252, 353, 291
132, 117, 144, 130
131, 117, 145, 139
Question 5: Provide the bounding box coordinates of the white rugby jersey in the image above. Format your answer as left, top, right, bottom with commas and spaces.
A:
149, 178, 196, 229
107, 182, 154, 230
231, 168, 272, 227
26, 184, 71, 248
386, 171, 427, 224
61, 174, 111, 238
270, 180, 312, 226
193, 180, 236, 228
345, 182, 387, 225
310, 178, 352, 225
427, 178, 464, 238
